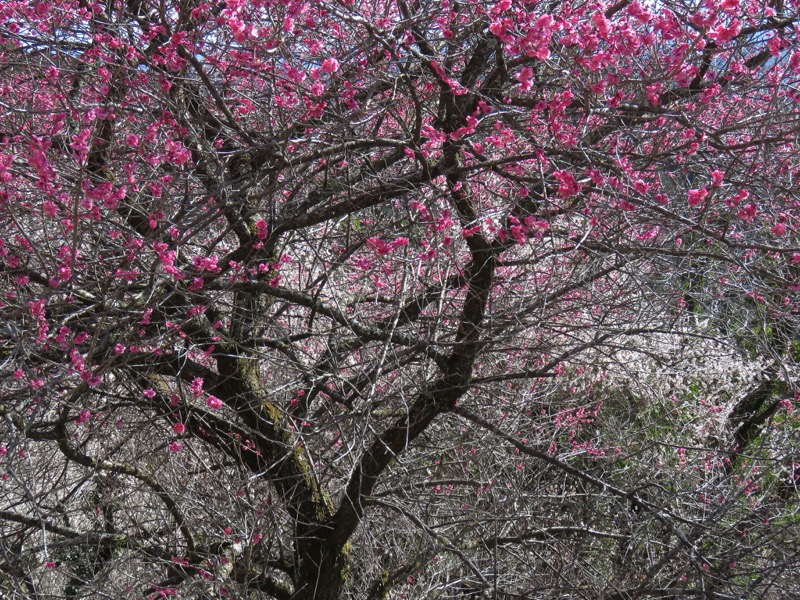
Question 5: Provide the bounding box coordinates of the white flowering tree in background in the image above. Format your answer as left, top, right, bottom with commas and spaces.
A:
1, 0, 800, 598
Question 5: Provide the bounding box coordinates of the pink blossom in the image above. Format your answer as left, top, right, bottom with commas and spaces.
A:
553, 170, 582, 198
491, 0, 511, 13
709, 20, 741, 44
726, 189, 749, 207
165, 139, 191, 165
462, 225, 482, 237
627, 1, 652, 23
169, 441, 182, 453
688, 188, 709, 206
172, 423, 186, 435
738, 203, 758, 221
790, 52, 800, 74
256, 219, 269, 239
592, 12, 611, 39
367, 237, 391, 255
193, 255, 221, 273
489, 20, 507, 37
321, 58, 340, 74
207, 396, 223, 410
42, 200, 59, 217
516, 66, 534, 92
771, 223, 787, 236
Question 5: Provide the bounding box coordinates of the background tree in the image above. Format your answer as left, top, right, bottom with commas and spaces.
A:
1, 0, 800, 598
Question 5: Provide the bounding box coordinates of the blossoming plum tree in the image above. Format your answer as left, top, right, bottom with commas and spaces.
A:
1, 0, 800, 598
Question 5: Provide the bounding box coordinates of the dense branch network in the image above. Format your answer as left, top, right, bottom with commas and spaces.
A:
1, 0, 800, 599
